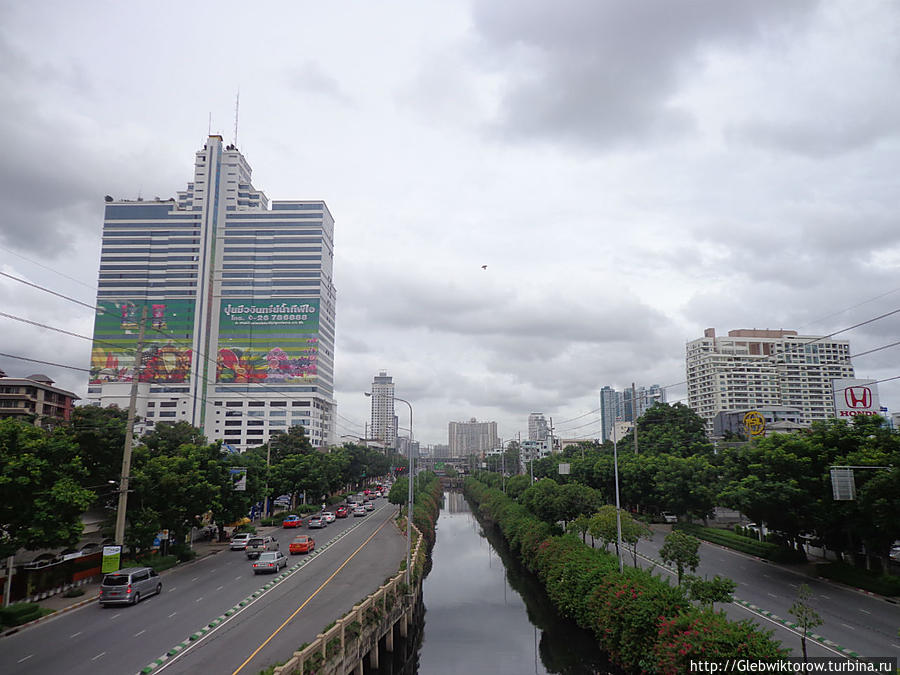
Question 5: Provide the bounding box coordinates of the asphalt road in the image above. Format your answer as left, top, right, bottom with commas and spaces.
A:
631, 525, 900, 661
0, 500, 406, 675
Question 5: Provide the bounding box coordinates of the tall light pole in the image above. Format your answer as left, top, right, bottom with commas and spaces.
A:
612, 424, 624, 573
366, 392, 414, 586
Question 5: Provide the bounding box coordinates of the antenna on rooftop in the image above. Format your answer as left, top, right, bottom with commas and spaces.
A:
233, 88, 240, 147
208, 112, 212, 136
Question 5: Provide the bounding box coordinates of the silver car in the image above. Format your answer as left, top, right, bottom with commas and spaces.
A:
252, 551, 288, 574
99, 567, 162, 606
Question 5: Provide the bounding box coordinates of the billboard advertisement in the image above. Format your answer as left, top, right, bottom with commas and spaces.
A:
216, 300, 319, 384
832, 378, 881, 418
90, 300, 195, 384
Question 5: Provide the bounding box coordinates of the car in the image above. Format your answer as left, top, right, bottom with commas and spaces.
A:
282, 515, 303, 528
246, 535, 279, 559
335, 506, 349, 518
322, 511, 336, 523
352, 506, 367, 517
99, 567, 162, 606
252, 551, 288, 574
230, 532, 252, 550
290, 535, 316, 554
364, 501, 375, 511
890, 545, 900, 563
660, 512, 677, 524
307, 515, 326, 529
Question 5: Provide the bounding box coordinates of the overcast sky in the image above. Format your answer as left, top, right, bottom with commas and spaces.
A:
1, 1, 898, 445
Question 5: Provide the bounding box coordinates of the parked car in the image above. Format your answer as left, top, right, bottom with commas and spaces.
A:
352, 506, 367, 517
660, 512, 677, 524
322, 511, 336, 523
890, 544, 900, 563
246, 535, 279, 559
252, 551, 288, 574
335, 506, 349, 518
282, 515, 303, 528
364, 502, 375, 511
99, 567, 162, 607
230, 532, 252, 551
307, 515, 326, 529
290, 535, 316, 554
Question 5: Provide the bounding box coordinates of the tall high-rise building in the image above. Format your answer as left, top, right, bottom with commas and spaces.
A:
86, 136, 337, 450
528, 412, 549, 441
369, 371, 397, 449
599, 384, 665, 441
686, 328, 855, 433
448, 418, 498, 458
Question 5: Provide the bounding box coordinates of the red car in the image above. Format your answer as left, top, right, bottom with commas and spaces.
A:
282, 515, 302, 528
289, 535, 315, 554
335, 506, 348, 518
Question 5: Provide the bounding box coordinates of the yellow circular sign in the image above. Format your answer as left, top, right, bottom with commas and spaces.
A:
742, 411, 766, 437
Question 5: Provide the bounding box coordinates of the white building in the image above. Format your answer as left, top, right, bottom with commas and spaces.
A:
528, 412, 549, 441
87, 135, 337, 450
369, 371, 397, 449
686, 328, 855, 434
448, 418, 498, 458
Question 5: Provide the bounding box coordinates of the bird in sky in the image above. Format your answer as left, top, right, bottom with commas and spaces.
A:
481, 265, 487, 270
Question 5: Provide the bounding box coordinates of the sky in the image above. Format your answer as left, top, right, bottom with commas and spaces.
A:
1, 1, 899, 446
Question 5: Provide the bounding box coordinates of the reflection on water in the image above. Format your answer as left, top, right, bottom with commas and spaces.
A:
415, 492, 622, 675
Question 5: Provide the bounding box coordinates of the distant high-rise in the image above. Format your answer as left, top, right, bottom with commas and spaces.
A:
86, 135, 337, 450
448, 418, 498, 458
528, 412, 549, 441
370, 371, 397, 449
686, 328, 855, 433
599, 384, 665, 441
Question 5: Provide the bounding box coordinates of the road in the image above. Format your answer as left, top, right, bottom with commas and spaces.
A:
631, 525, 900, 661
0, 500, 407, 675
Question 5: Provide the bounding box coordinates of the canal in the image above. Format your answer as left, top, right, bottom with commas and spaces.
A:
413, 491, 622, 674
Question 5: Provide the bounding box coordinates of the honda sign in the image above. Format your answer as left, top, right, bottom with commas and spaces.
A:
832, 378, 880, 418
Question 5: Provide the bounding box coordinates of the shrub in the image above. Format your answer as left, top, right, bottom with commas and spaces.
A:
677, 523, 806, 564
815, 562, 900, 596
0, 602, 43, 627
62, 587, 86, 598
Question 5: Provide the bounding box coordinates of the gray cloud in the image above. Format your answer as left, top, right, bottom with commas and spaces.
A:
287, 62, 354, 105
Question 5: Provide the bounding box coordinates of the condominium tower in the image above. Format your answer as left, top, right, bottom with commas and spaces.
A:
528, 412, 549, 441
599, 384, 665, 441
448, 418, 499, 458
369, 371, 397, 449
87, 136, 337, 450
686, 328, 855, 433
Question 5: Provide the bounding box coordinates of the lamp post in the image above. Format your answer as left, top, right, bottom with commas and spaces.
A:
612, 424, 624, 573
366, 391, 414, 586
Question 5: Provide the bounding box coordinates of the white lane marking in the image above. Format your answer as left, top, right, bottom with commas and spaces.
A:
91, 652, 106, 661
110, 613, 121, 620
209, 568, 216, 572
216, 585, 224, 591
70, 631, 82, 638
195, 597, 203, 603
168, 587, 176, 592
134, 629, 146, 637
17, 655, 33, 664
191, 577, 199, 582
840, 623, 855, 630
820, 594, 831, 600
891, 643, 900, 650
234, 576, 242, 581
858, 608, 870, 615
767, 592, 778, 598
168, 612, 177, 618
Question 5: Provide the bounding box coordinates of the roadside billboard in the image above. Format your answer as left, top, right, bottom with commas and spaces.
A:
832, 378, 881, 418
216, 299, 319, 384
89, 300, 195, 384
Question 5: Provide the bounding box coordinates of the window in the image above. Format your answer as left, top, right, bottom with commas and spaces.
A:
226, 401, 243, 407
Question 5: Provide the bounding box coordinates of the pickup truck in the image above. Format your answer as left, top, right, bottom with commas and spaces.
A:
245, 535, 279, 559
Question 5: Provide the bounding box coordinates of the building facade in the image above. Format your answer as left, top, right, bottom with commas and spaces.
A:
369, 371, 397, 449
448, 418, 498, 458
599, 383, 665, 441
686, 328, 855, 434
527, 412, 549, 441
0, 373, 78, 428
87, 136, 337, 450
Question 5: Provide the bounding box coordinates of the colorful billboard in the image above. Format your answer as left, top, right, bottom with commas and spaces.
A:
89, 300, 195, 384
216, 300, 319, 384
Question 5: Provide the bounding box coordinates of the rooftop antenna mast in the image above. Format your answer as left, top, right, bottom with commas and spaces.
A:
233, 89, 240, 147
208, 112, 212, 136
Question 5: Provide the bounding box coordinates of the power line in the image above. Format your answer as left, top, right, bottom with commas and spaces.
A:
804, 308, 900, 345
850, 340, 900, 360
0, 272, 97, 310
0, 245, 96, 291
0, 351, 90, 373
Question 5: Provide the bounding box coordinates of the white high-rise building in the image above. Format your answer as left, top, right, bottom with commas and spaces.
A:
448, 418, 498, 458
528, 412, 549, 441
599, 384, 665, 441
87, 136, 337, 450
369, 371, 397, 449
686, 328, 855, 433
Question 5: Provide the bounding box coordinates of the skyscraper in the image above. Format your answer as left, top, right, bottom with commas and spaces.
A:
686, 328, 855, 433
369, 371, 397, 449
448, 418, 498, 458
527, 412, 549, 441
599, 384, 665, 441
87, 136, 337, 450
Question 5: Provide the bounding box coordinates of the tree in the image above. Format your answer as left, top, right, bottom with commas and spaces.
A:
554, 482, 600, 528
621, 402, 713, 457
788, 583, 823, 663
685, 574, 736, 610
588, 505, 620, 552
68, 405, 129, 492
659, 530, 701, 585
505, 474, 531, 500
620, 513, 653, 567
0, 419, 95, 559
520, 478, 560, 524
654, 454, 719, 521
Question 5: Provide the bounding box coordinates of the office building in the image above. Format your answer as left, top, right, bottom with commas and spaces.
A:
686, 328, 855, 434
599, 384, 665, 441
528, 412, 549, 441
0, 373, 78, 428
369, 371, 397, 449
86, 135, 337, 450
448, 418, 498, 458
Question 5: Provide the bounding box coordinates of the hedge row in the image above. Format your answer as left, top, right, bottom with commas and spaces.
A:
674, 523, 807, 564
0, 602, 43, 627
815, 562, 900, 597
465, 478, 787, 673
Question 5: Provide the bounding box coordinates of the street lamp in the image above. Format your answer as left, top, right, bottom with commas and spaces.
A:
365, 391, 414, 586
612, 424, 624, 574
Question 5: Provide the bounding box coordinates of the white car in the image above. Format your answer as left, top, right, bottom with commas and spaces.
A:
352, 506, 367, 517
322, 511, 336, 523
230, 532, 252, 550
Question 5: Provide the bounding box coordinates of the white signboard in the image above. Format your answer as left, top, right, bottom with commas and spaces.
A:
832, 378, 880, 418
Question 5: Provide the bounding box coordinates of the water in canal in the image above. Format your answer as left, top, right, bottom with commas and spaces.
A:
413, 491, 622, 675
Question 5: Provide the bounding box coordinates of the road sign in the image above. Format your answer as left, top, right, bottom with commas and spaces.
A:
830, 468, 856, 500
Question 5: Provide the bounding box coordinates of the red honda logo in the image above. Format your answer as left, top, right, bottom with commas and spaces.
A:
845, 386, 872, 409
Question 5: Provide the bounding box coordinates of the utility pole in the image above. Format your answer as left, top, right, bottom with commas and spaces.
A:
114, 305, 148, 547
632, 382, 639, 455
549, 416, 555, 456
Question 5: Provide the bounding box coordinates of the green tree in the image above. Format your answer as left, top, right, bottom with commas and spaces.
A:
520, 478, 560, 524
0, 419, 95, 559
620, 513, 653, 567
654, 454, 719, 521
685, 574, 737, 610
621, 402, 713, 457
588, 505, 620, 552
554, 482, 600, 528
505, 474, 531, 500
659, 529, 701, 585
788, 583, 823, 663
68, 405, 129, 492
